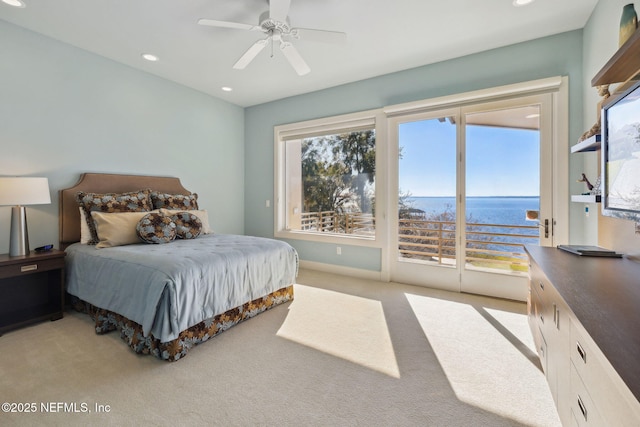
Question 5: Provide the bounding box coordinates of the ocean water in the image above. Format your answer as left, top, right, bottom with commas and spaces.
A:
408, 196, 540, 226
407, 196, 541, 248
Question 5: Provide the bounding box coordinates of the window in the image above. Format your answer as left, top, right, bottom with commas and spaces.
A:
275, 110, 382, 244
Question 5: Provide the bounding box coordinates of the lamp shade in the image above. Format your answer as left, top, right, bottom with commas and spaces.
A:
0, 177, 51, 206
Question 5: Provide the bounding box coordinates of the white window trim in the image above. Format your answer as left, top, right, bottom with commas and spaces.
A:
274, 109, 386, 247
274, 76, 568, 254
383, 76, 564, 117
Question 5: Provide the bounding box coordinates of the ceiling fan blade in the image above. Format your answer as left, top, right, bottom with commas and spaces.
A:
233, 38, 269, 70
280, 41, 310, 76
269, 0, 291, 22
292, 27, 347, 44
198, 18, 260, 32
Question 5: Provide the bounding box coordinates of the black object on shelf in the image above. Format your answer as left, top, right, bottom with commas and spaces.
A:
557, 245, 623, 257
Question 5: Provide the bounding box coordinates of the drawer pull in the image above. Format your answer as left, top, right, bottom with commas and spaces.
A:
20, 264, 38, 273
576, 341, 587, 363
577, 395, 588, 421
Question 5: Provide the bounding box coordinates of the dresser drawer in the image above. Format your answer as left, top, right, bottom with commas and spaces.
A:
528, 261, 549, 302
0, 257, 65, 280
528, 263, 550, 327
570, 362, 603, 426
534, 327, 547, 377
528, 285, 542, 329
570, 318, 640, 426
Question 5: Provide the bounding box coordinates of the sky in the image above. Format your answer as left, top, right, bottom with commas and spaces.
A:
608, 84, 640, 135
399, 117, 540, 197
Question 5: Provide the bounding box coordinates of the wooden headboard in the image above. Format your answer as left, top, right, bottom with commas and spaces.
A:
59, 173, 191, 249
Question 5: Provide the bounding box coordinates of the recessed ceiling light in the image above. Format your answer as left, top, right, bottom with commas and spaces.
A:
221, 87, 233, 92
141, 53, 159, 62
2, 0, 26, 8
513, 0, 534, 6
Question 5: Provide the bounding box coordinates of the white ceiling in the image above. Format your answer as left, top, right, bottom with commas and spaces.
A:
1, 0, 598, 107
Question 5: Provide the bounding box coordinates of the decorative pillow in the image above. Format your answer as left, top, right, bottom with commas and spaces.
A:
159, 208, 213, 234
136, 212, 176, 244
77, 189, 153, 245
150, 192, 199, 210
91, 211, 157, 248
169, 211, 203, 239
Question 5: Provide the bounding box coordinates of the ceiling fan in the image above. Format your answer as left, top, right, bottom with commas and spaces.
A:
198, 0, 346, 76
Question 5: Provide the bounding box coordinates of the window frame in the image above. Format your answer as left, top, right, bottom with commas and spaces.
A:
274, 109, 386, 247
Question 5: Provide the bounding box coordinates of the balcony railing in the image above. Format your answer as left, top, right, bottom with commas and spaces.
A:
300, 211, 375, 236
299, 211, 538, 272
399, 218, 538, 272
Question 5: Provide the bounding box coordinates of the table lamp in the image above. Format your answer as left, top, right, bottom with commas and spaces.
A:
0, 177, 51, 256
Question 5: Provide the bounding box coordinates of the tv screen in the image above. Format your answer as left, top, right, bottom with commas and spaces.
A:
602, 80, 640, 221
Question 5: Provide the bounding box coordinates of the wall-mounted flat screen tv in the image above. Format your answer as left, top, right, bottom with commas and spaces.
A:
602, 80, 640, 222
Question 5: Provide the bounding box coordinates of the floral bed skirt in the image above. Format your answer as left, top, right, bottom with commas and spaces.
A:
72, 285, 294, 361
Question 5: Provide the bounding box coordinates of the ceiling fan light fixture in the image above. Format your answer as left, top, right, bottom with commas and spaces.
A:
2, 0, 26, 8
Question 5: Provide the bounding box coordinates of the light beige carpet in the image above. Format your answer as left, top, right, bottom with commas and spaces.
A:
0, 269, 560, 427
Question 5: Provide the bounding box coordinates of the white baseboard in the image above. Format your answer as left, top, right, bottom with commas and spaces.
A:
298, 260, 384, 282
297, 261, 526, 302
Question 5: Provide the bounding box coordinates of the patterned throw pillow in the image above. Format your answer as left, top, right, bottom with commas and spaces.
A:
150, 192, 199, 210
136, 213, 177, 244
76, 189, 152, 245
169, 211, 202, 239
158, 208, 213, 234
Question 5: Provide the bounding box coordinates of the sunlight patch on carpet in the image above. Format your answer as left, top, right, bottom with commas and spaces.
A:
277, 284, 400, 378
404, 292, 561, 427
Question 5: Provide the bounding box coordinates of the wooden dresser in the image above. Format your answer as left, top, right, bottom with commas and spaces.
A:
525, 245, 640, 426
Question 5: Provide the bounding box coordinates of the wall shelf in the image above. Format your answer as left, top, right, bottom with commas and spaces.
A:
571, 194, 601, 203
571, 134, 601, 153
592, 29, 640, 87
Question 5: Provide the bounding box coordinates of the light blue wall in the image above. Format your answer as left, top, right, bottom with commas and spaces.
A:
0, 21, 245, 251
579, 0, 623, 245
245, 30, 585, 272
583, 0, 640, 253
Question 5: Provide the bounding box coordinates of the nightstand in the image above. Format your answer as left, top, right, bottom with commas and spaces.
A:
0, 249, 66, 335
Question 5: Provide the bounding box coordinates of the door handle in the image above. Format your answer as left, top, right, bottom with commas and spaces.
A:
538, 219, 549, 238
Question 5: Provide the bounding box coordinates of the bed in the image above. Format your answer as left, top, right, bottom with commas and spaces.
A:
60, 173, 297, 361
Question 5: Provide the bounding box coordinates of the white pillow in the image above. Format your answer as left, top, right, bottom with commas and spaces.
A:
79, 207, 91, 244
159, 208, 213, 234
91, 211, 157, 248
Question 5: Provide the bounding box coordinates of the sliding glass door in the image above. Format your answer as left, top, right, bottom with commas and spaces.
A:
389, 94, 554, 299
460, 96, 552, 298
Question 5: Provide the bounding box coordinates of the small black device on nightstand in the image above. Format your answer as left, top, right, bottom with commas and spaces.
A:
34, 244, 53, 253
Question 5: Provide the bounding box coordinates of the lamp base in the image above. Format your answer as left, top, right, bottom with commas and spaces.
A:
9, 206, 29, 257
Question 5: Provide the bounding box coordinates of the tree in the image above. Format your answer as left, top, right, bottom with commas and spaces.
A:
301, 130, 376, 220
398, 189, 424, 220
331, 130, 376, 213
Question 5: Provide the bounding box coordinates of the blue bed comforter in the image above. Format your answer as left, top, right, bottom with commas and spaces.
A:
65, 234, 298, 342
